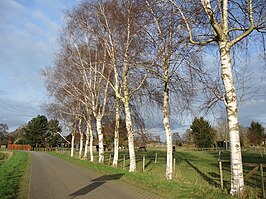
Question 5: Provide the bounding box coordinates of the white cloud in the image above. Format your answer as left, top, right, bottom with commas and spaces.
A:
31, 10, 58, 35
239, 99, 266, 127
0, 0, 25, 23
0, 0, 75, 130
0, 96, 45, 131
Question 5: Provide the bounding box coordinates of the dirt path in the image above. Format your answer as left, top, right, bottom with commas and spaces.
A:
29, 152, 161, 199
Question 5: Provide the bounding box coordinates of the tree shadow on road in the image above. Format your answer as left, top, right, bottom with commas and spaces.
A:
69, 173, 125, 198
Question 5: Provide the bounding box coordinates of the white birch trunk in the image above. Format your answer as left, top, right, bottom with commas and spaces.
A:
70, 131, 75, 157
84, 135, 89, 160
78, 117, 83, 159
219, 41, 244, 195
85, 119, 93, 161
112, 101, 120, 167
163, 72, 173, 180
89, 125, 94, 162
84, 119, 90, 160
96, 117, 104, 163
124, 99, 136, 172
79, 131, 83, 159
85, 108, 94, 162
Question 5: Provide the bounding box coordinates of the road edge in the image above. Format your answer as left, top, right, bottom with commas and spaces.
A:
18, 152, 32, 199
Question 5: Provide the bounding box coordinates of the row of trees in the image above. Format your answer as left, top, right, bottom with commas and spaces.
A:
2, 116, 264, 150
9, 115, 62, 147
182, 118, 265, 148
42, 0, 265, 195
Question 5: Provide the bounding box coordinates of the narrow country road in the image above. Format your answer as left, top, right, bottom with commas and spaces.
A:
29, 152, 161, 199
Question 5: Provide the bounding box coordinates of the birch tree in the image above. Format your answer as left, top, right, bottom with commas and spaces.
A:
77, 111, 84, 159
170, 0, 265, 195
88, 49, 111, 163
113, 99, 120, 167
63, 5, 115, 163
42, 86, 81, 158
42, 37, 95, 160
97, 0, 149, 171
70, 117, 76, 157
63, 0, 149, 170
145, 0, 197, 179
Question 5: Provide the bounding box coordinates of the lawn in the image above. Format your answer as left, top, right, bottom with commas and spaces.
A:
0, 150, 29, 199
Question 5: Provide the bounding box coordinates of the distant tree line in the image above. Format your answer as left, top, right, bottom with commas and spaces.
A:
1, 115, 62, 148
181, 119, 265, 148
2, 117, 264, 149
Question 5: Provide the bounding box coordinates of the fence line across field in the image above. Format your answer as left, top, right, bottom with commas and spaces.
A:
219, 160, 266, 198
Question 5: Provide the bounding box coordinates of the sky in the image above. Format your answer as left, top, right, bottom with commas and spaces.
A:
0, 0, 79, 131
0, 0, 266, 137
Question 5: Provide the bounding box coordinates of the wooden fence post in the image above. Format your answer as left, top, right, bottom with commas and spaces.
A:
143, 156, 145, 171
123, 155, 126, 170
108, 154, 112, 165
219, 161, 224, 190
155, 153, 158, 163
173, 157, 176, 176
260, 164, 265, 198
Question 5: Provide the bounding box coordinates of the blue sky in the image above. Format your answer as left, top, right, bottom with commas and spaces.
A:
0, 0, 266, 136
0, 0, 78, 131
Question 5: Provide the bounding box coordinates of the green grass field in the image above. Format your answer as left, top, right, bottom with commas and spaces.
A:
0, 150, 29, 199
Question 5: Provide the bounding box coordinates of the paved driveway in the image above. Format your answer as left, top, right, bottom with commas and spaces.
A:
29, 152, 161, 199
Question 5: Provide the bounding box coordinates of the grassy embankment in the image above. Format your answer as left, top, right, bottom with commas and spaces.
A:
0, 150, 30, 199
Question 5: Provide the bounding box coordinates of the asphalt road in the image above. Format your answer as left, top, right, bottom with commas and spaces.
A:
29, 152, 161, 199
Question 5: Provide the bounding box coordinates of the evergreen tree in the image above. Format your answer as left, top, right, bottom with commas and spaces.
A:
248, 121, 265, 146
190, 117, 215, 148
24, 115, 49, 147
45, 119, 62, 147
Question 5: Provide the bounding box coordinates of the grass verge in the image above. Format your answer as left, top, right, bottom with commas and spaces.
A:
0, 151, 29, 199
17, 153, 31, 199
0, 152, 7, 163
